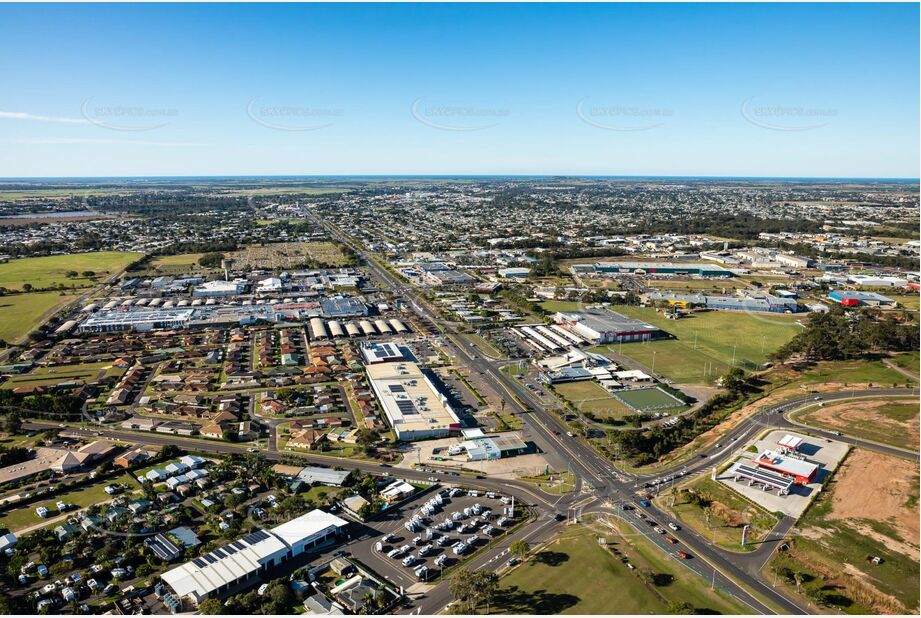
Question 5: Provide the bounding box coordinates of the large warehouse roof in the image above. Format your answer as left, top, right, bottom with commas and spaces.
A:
366, 361, 460, 440
161, 529, 287, 601
270, 510, 349, 551
161, 509, 347, 603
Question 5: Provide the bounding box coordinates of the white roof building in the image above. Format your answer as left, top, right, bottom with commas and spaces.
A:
366, 361, 461, 440
161, 510, 348, 604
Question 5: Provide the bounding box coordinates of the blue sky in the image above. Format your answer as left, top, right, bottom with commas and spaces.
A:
0, 3, 917, 178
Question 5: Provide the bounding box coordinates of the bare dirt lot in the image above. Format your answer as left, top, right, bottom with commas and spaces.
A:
827, 448, 920, 559
797, 398, 919, 451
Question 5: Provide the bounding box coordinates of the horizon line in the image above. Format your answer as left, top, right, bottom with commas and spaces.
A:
1, 174, 918, 183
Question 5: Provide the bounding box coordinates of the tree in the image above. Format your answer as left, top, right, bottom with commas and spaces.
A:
355, 428, 380, 455
720, 367, 747, 393
22, 283, 32, 292
448, 568, 479, 613
667, 601, 695, 614
509, 540, 530, 561
478, 571, 499, 614
449, 569, 499, 614
198, 598, 226, 615
3, 411, 22, 435
198, 252, 225, 268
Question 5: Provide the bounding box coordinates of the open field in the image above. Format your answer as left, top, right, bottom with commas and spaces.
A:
0, 472, 140, 532
0, 291, 76, 343
538, 300, 584, 313
793, 398, 919, 451
890, 292, 921, 311
0, 251, 142, 291
617, 306, 802, 368
768, 449, 920, 614
789, 359, 914, 387
889, 351, 919, 375
0, 189, 137, 201
1, 361, 123, 390
553, 380, 633, 419
494, 520, 747, 614
591, 339, 731, 385
662, 477, 779, 553
149, 252, 207, 269
231, 241, 351, 269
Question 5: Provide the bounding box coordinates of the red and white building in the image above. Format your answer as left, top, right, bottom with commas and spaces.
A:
755, 450, 818, 484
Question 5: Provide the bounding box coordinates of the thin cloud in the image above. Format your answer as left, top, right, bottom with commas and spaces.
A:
9, 137, 208, 147
0, 110, 89, 124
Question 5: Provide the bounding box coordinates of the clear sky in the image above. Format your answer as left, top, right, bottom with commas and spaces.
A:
0, 3, 918, 178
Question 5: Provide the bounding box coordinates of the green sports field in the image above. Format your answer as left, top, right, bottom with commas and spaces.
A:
0, 251, 142, 291
553, 380, 633, 419
0, 291, 76, 343
591, 307, 803, 385
613, 387, 685, 411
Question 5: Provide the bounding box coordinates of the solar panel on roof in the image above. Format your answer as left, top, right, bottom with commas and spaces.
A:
223, 544, 237, 555
231, 541, 246, 551
242, 530, 269, 545
388, 384, 405, 393
203, 554, 217, 564
212, 548, 226, 558
192, 558, 207, 568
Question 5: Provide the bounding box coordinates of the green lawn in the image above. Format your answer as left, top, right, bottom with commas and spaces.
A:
795, 359, 912, 386
0, 291, 77, 343
591, 339, 731, 385
517, 471, 576, 494
0, 251, 142, 291
1, 361, 123, 390
539, 300, 584, 313
495, 522, 747, 614
500, 362, 528, 377
617, 306, 802, 373
0, 472, 139, 531
662, 477, 779, 553
554, 381, 633, 419
889, 351, 919, 375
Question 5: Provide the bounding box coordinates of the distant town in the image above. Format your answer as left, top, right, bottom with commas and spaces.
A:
0, 176, 917, 615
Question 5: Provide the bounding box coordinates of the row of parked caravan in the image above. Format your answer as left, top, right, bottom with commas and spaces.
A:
308, 317, 409, 340
377, 487, 512, 580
